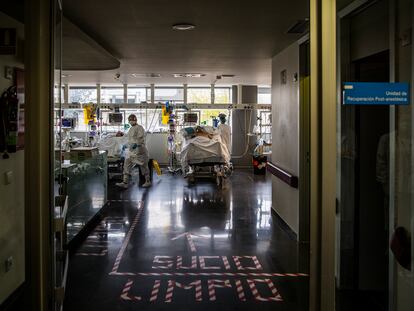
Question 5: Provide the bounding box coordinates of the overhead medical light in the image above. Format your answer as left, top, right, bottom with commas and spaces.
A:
173, 73, 206, 78
172, 23, 196, 31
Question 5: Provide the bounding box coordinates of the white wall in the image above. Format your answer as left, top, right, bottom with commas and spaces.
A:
0, 12, 25, 305
147, 133, 169, 165
271, 42, 300, 236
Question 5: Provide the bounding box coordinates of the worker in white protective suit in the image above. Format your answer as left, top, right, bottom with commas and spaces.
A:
218, 113, 231, 154
116, 114, 152, 188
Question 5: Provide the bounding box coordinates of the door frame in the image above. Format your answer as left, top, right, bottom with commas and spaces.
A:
309, 0, 336, 309
24, 0, 55, 309
23, 0, 342, 310
299, 36, 311, 243
336, 1, 397, 310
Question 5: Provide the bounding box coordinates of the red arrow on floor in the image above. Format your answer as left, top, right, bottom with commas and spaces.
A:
171, 232, 198, 252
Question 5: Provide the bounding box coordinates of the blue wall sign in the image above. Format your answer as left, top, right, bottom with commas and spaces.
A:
343, 82, 410, 105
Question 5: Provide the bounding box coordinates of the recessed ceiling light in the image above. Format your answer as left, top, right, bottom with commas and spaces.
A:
172, 23, 196, 31
173, 73, 206, 78
131, 73, 162, 78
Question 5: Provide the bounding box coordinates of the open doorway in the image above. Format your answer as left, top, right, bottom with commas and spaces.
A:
0, 0, 316, 310
55, 2, 311, 311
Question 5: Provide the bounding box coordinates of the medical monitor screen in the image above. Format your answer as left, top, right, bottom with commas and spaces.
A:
62, 118, 76, 129
184, 113, 198, 124
109, 113, 123, 124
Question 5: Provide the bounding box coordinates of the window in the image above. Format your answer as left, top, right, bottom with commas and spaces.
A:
54, 85, 64, 105
149, 87, 184, 103
199, 109, 231, 127
257, 109, 272, 143
101, 87, 124, 104
128, 87, 147, 103
123, 109, 167, 132
69, 87, 97, 104
147, 109, 167, 132
187, 87, 211, 104
214, 87, 232, 104
258, 87, 271, 104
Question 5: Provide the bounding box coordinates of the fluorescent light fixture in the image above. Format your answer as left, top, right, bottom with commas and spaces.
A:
62, 74, 72, 78
131, 73, 162, 78
173, 73, 206, 78
172, 23, 196, 31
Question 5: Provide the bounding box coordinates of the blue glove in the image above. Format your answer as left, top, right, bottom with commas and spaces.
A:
131, 143, 138, 150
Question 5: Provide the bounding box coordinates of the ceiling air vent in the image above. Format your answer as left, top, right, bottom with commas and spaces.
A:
287, 19, 309, 34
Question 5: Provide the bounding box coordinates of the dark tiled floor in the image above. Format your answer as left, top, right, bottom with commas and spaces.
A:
64, 170, 309, 310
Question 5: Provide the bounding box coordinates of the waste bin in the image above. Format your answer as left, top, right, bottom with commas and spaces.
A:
252, 155, 267, 175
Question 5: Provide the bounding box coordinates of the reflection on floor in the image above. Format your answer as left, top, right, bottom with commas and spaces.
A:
64, 170, 309, 310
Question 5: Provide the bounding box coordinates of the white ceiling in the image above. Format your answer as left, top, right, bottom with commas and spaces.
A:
61, 0, 309, 86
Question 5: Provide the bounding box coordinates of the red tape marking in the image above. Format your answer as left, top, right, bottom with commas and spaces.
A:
199, 256, 221, 270
208, 279, 232, 301
233, 256, 263, 270
235, 279, 246, 301
111, 201, 144, 274
165, 280, 202, 303
109, 272, 308, 277
177, 256, 197, 270
222, 256, 231, 270
120, 279, 142, 302
186, 233, 197, 252
150, 280, 161, 302
152, 256, 174, 269
247, 279, 283, 302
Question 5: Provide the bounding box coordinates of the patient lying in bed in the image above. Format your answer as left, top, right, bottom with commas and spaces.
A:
97, 133, 127, 158
180, 126, 231, 173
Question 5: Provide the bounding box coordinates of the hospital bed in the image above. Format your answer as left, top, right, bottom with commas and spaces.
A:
97, 134, 127, 180
180, 126, 232, 188
98, 133, 154, 183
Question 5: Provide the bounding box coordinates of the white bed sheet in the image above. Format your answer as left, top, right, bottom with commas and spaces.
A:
97, 135, 127, 158
180, 135, 231, 168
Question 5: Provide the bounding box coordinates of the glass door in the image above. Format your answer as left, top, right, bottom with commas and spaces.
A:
52, 1, 67, 310
390, 1, 413, 309
336, 0, 413, 310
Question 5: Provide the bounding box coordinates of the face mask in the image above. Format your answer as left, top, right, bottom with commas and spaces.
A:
129, 120, 137, 126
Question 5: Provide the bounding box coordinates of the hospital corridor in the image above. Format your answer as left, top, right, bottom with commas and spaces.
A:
64, 172, 308, 310
1, 0, 414, 311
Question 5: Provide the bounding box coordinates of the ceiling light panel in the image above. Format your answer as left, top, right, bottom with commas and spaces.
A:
172, 23, 196, 31
173, 73, 206, 78
131, 73, 162, 78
